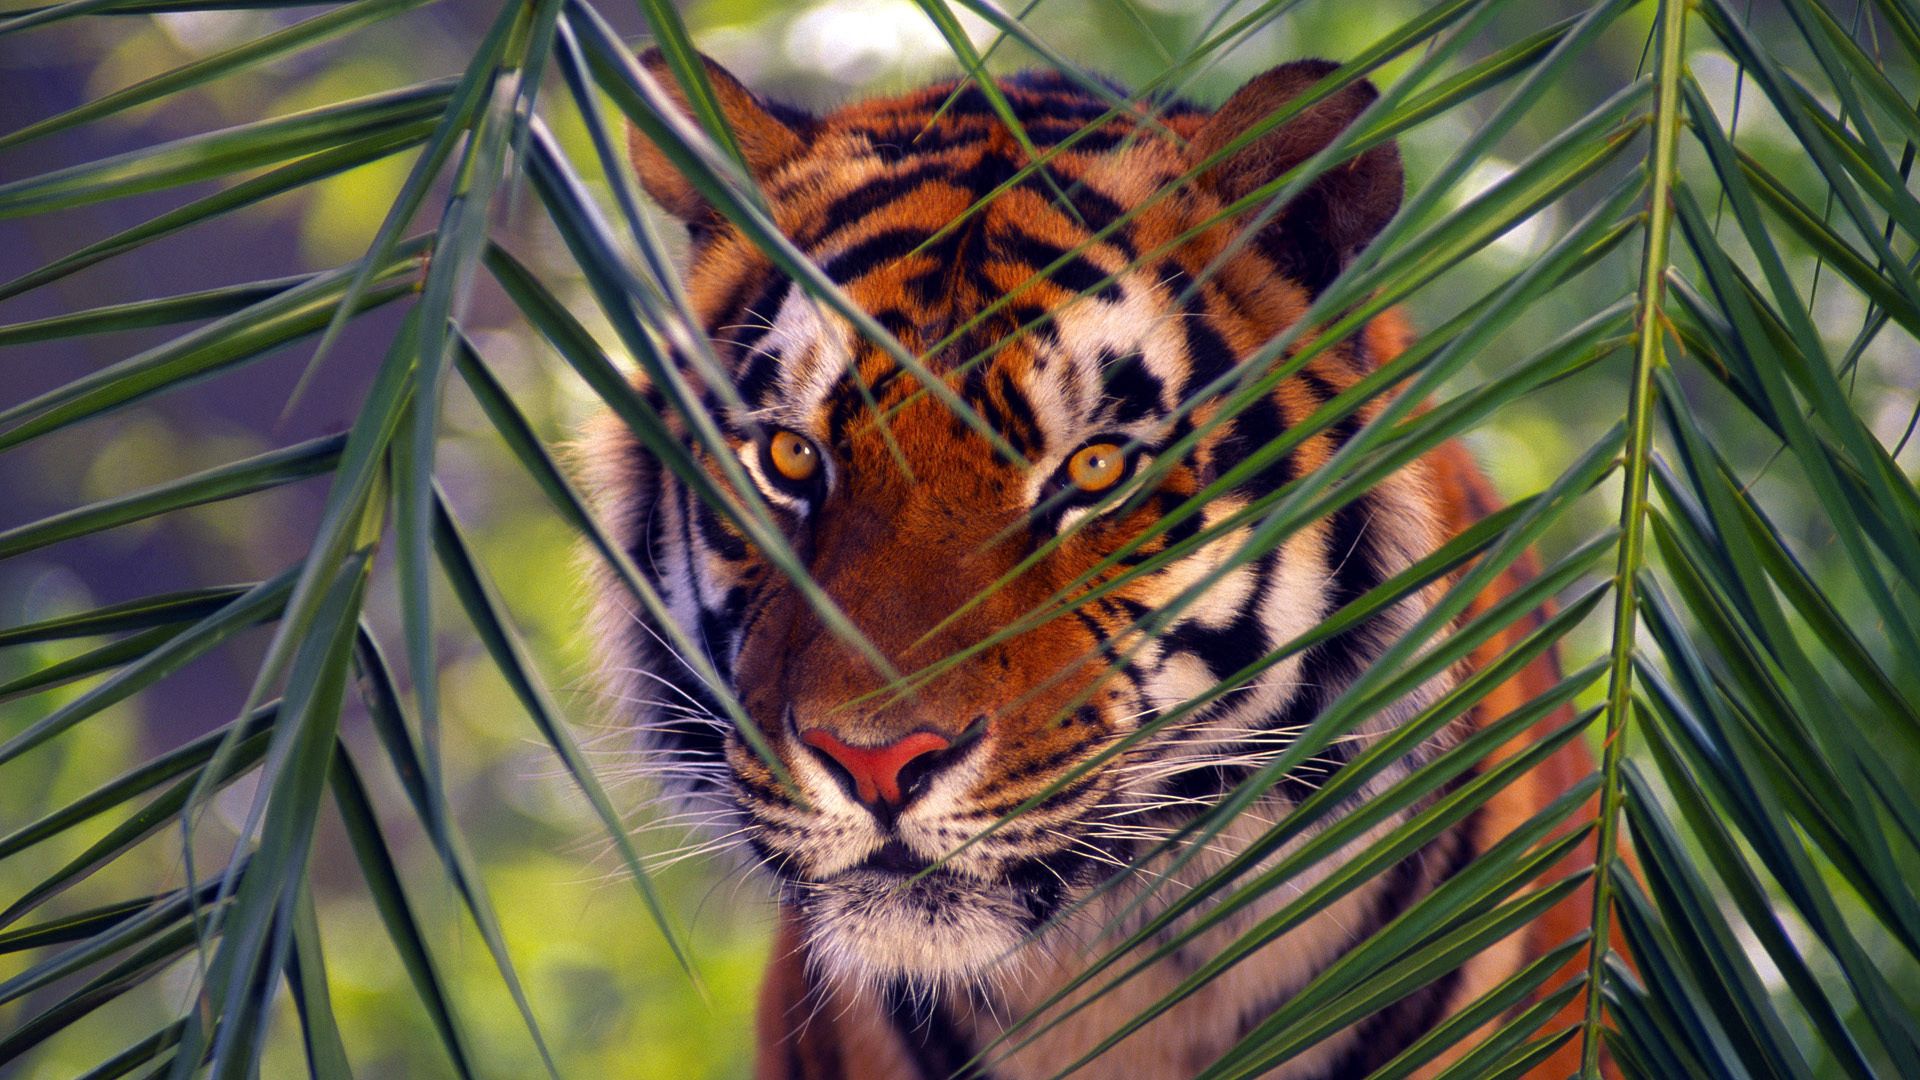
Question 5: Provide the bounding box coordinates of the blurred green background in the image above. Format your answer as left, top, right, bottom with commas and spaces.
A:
1, 1, 1914, 1077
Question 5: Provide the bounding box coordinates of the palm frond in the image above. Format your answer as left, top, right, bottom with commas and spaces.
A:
2, 1, 1917, 1076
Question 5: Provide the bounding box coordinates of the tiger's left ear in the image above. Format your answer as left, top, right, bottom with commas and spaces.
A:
627, 48, 810, 223
1191, 60, 1402, 293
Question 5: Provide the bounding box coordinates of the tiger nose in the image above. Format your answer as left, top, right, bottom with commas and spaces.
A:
800, 729, 954, 808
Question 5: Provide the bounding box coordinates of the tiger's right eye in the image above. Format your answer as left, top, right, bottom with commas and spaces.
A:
767, 430, 821, 484
1067, 442, 1127, 493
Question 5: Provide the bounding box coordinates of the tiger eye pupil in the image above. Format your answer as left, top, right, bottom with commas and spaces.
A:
1070, 443, 1125, 491
770, 431, 819, 482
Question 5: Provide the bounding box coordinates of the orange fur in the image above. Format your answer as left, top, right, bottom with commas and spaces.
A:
597, 53, 1617, 1080
749, 436, 1610, 1080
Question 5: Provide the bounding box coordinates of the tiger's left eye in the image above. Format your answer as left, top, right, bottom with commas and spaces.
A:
767, 430, 820, 483
1067, 442, 1127, 493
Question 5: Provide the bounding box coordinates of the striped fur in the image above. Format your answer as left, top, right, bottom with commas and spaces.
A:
586, 52, 1599, 1079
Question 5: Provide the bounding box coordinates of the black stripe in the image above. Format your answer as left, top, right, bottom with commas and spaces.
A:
939, 84, 997, 119
873, 308, 923, 348
704, 271, 762, 341
822, 373, 871, 454
945, 149, 1020, 202
1178, 305, 1238, 397
884, 984, 990, 1080
973, 769, 1101, 818
1079, 603, 1154, 698
621, 437, 666, 576
992, 733, 1106, 786
1296, 369, 1364, 448
811, 160, 952, 243
1099, 349, 1164, 424
1161, 596, 1270, 686
718, 273, 790, 368
1005, 848, 1094, 929
993, 227, 1122, 303
737, 345, 783, 411
864, 122, 991, 161
1059, 183, 1132, 254
994, 369, 1048, 457
693, 499, 750, 562
1245, 642, 1359, 808
1219, 393, 1294, 497
1280, 493, 1394, 798
1144, 259, 1236, 395
821, 227, 933, 284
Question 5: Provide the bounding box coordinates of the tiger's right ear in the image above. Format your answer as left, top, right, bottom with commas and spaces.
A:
627, 48, 809, 222
1190, 60, 1401, 294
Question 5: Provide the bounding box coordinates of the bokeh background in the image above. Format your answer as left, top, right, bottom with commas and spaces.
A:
2, 1, 1915, 1077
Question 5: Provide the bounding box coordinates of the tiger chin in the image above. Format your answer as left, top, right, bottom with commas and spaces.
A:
584, 47, 1602, 1080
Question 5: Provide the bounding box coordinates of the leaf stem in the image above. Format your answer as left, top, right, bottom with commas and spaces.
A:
1581, 0, 1688, 1073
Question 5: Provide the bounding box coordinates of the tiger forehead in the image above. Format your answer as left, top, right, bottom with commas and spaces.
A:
763, 91, 1199, 334
700, 77, 1204, 322
683, 75, 1314, 462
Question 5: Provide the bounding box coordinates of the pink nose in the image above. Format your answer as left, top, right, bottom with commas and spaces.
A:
799, 730, 953, 806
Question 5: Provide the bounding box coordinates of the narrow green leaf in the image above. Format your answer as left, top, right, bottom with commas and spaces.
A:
0, 585, 252, 649
0, 726, 268, 930
0, 910, 209, 1064
0, 706, 275, 862
1581, 4, 1689, 1069
1622, 761, 1817, 1079
294, 0, 548, 409
0, 873, 227, 955
190, 308, 416, 864
0, 129, 428, 304
398, 0, 554, 824
1608, 875, 1748, 1080
430, 488, 699, 985
327, 745, 479, 1079
73, 1022, 185, 1080
1635, 705, 1882, 1077
0, 240, 425, 453
449, 334, 778, 777
1469, 1026, 1582, 1080
0, 434, 344, 559
0, 567, 293, 768
1369, 943, 1589, 1080
286, 869, 352, 1080
623, 0, 754, 174
1203, 874, 1592, 1079
352, 624, 566, 1075
181, 552, 367, 1080
0, 0, 430, 152
0, 276, 315, 346
0, 79, 453, 218
0, 624, 187, 703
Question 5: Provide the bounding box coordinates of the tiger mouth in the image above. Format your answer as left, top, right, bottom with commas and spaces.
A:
861, 838, 944, 876
778, 834, 1099, 986
844, 845, 1062, 919
741, 726, 1127, 978
800, 865, 1045, 984
762, 809, 1102, 915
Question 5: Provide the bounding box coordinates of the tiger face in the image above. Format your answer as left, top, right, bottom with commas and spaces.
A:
589, 53, 1447, 996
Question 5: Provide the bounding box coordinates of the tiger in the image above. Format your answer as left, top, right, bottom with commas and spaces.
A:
583, 47, 1602, 1080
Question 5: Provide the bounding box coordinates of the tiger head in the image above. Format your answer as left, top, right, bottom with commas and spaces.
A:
588, 52, 1446, 994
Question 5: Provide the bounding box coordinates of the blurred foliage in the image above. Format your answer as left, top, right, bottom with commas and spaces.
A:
1, 0, 1918, 1078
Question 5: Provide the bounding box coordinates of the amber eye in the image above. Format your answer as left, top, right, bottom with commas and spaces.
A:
767, 430, 821, 484
1067, 442, 1127, 493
